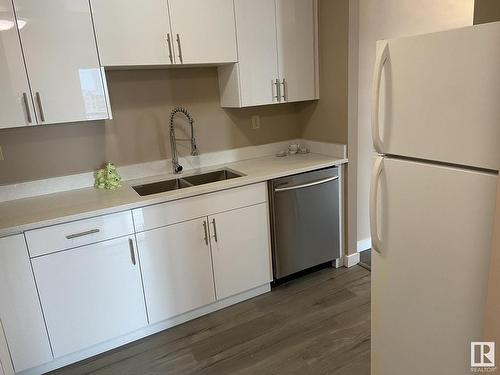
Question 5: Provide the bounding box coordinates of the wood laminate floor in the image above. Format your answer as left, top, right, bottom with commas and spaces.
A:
49, 266, 371, 375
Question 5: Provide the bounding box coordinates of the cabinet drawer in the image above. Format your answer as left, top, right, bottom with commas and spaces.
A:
26, 211, 134, 257
133, 183, 267, 232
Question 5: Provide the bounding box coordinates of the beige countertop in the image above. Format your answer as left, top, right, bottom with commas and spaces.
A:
0, 153, 347, 237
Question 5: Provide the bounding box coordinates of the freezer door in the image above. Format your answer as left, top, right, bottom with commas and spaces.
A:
373, 21, 500, 170
370, 156, 497, 375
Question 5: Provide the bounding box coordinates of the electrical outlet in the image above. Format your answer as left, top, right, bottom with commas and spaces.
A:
0, 146, 4, 161
251, 115, 260, 130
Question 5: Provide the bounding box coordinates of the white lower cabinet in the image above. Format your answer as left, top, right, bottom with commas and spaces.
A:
32, 236, 148, 358
210, 203, 272, 300
0, 326, 14, 375
8, 183, 271, 373
136, 218, 216, 324
0, 235, 53, 373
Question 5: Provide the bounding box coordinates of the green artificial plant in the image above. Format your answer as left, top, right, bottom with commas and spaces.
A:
95, 162, 122, 190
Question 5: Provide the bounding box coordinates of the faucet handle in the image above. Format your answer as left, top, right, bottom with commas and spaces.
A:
191, 139, 198, 156
175, 164, 183, 173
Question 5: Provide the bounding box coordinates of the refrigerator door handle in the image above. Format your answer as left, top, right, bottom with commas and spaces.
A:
370, 156, 384, 254
372, 41, 389, 153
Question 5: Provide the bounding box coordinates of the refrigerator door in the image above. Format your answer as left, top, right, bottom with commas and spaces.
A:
373, 21, 500, 170
370, 156, 497, 375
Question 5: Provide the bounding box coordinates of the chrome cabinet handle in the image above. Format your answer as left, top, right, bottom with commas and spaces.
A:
281, 78, 287, 101
128, 238, 136, 265
274, 176, 339, 193
166, 33, 174, 64
176, 34, 183, 64
35, 92, 45, 122
203, 220, 209, 245
275, 79, 281, 102
211, 218, 218, 242
22, 92, 33, 123
65, 229, 100, 240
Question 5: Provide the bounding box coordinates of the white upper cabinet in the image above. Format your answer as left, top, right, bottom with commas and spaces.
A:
91, 0, 237, 67
219, 0, 319, 107
219, 0, 279, 107
276, 0, 318, 103
167, 0, 237, 65
0, 0, 36, 128
14, 0, 109, 125
91, 0, 176, 67
0, 235, 53, 372
219, 0, 318, 107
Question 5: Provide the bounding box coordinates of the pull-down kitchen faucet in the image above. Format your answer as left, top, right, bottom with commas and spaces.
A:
169, 107, 198, 173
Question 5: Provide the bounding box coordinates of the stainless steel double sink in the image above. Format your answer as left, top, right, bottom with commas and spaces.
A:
132, 169, 244, 197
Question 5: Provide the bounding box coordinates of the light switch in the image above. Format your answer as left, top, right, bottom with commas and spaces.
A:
251, 115, 260, 129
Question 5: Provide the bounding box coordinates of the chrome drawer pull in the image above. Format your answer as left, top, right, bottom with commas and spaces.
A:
129, 238, 136, 265
275, 79, 281, 102
65, 229, 100, 240
212, 219, 218, 242
281, 78, 287, 101
275, 176, 339, 193
22, 92, 33, 123
35, 92, 45, 122
176, 34, 183, 64
166, 33, 174, 63
203, 221, 209, 245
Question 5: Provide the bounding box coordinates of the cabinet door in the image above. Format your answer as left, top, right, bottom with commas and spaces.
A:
167, 0, 237, 64
210, 203, 271, 300
32, 236, 147, 358
0, 0, 36, 128
234, 0, 279, 106
91, 0, 176, 66
276, 0, 318, 102
0, 235, 52, 372
14, 0, 109, 124
136, 218, 216, 324
0, 320, 15, 375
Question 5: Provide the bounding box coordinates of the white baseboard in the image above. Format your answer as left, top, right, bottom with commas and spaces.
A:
344, 252, 360, 268
357, 238, 372, 253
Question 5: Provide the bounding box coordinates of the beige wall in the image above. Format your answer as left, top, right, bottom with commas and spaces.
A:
356, 0, 474, 245
298, 0, 352, 253
299, 0, 349, 145
347, 0, 360, 255
474, 0, 500, 24
0, 68, 302, 185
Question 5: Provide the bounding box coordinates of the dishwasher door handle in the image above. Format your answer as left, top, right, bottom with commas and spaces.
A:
274, 176, 339, 193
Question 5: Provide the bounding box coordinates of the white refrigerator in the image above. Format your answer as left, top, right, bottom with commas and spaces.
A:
370, 22, 500, 374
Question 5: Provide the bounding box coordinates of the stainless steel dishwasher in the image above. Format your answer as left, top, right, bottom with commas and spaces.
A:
269, 167, 340, 280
